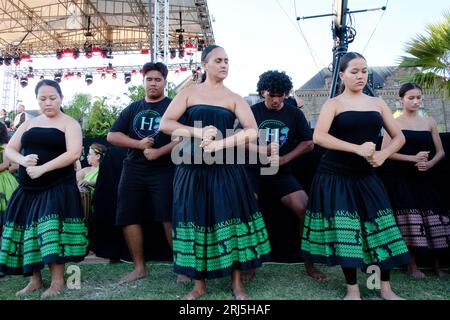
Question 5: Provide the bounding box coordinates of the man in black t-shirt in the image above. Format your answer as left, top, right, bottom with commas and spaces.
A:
245, 70, 326, 281
107, 62, 189, 284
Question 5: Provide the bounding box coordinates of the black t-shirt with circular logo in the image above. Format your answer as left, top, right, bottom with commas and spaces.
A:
110, 97, 173, 167
250, 102, 312, 172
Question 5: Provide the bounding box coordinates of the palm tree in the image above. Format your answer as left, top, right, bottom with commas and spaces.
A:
399, 11, 450, 97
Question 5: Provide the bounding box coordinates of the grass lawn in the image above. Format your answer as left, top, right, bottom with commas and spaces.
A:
0, 261, 449, 300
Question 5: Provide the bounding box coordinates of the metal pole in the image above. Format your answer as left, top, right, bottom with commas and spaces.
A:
149, 0, 153, 62
153, 0, 159, 62
329, 0, 348, 98
163, 0, 169, 66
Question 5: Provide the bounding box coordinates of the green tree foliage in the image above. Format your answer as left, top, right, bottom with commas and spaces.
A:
126, 85, 145, 102
83, 97, 121, 137
63, 93, 92, 123
63, 94, 121, 137
399, 12, 450, 97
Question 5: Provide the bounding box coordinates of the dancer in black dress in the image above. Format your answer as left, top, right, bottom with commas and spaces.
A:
0, 79, 88, 298
300, 52, 411, 300
381, 82, 449, 278
160, 45, 271, 300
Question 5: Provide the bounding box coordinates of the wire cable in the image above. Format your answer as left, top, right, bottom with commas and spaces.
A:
362, 0, 389, 54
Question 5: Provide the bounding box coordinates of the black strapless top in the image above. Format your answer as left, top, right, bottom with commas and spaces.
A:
177, 105, 237, 165
322, 111, 383, 169
19, 127, 75, 190
383, 129, 435, 176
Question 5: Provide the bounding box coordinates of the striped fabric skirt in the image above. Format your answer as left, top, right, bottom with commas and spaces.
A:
301, 160, 411, 270
172, 164, 271, 279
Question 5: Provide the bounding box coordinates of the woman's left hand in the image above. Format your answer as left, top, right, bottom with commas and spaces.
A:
415, 161, 432, 171
26, 165, 47, 179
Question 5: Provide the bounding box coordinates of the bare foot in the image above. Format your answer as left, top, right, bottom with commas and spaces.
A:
380, 290, 405, 300
380, 281, 405, 300
343, 293, 362, 300
344, 284, 361, 300
432, 269, 449, 278
232, 287, 252, 300
16, 279, 43, 296
182, 288, 207, 300
118, 268, 149, 284
41, 283, 64, 299
305, 262, 327, 281
408, 269, 426, 279
176, 274, 192, 284
240, 269, 256, 283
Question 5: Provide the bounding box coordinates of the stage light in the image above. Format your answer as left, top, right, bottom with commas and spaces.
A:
4, 57, 11, 66
84, 43, 93, 58
170, 48, 177, 59
185, 43, 195, 55
72, 48, 80, 59
56, 49, 62, 59
13, 55, 21, 65
20, 54, 32, 62
105, 49, 113, 59
62, 49, 73, 58
92, 47, 103, 57
20, 77, 28, 88
85, 74, 93, 85
106, 63, 113, 73
54, 72, 62, 83
124, 73, 131, 84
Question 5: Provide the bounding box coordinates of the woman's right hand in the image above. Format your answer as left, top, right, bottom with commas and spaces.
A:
20, 154, 38, 167
202, 125, 218, 141
356, 142, 376, 158
414, 151, 429, 163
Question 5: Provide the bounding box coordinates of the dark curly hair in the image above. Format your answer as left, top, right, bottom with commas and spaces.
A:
256, 70, 293, 97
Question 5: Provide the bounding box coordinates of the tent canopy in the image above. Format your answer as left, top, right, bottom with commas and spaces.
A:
0, 0, 215, 56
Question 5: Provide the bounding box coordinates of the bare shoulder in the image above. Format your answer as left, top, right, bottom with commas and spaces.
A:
226, 89, 246, 110
63, 114, 82, 130
321, 97, 339, 112
372, 97, 391, 114
371, 96, 388, 107
426, 115, 438, 129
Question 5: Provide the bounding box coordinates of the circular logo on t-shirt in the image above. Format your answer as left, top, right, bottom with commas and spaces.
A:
133, 109, 162, 139
258, 120, 289, 147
